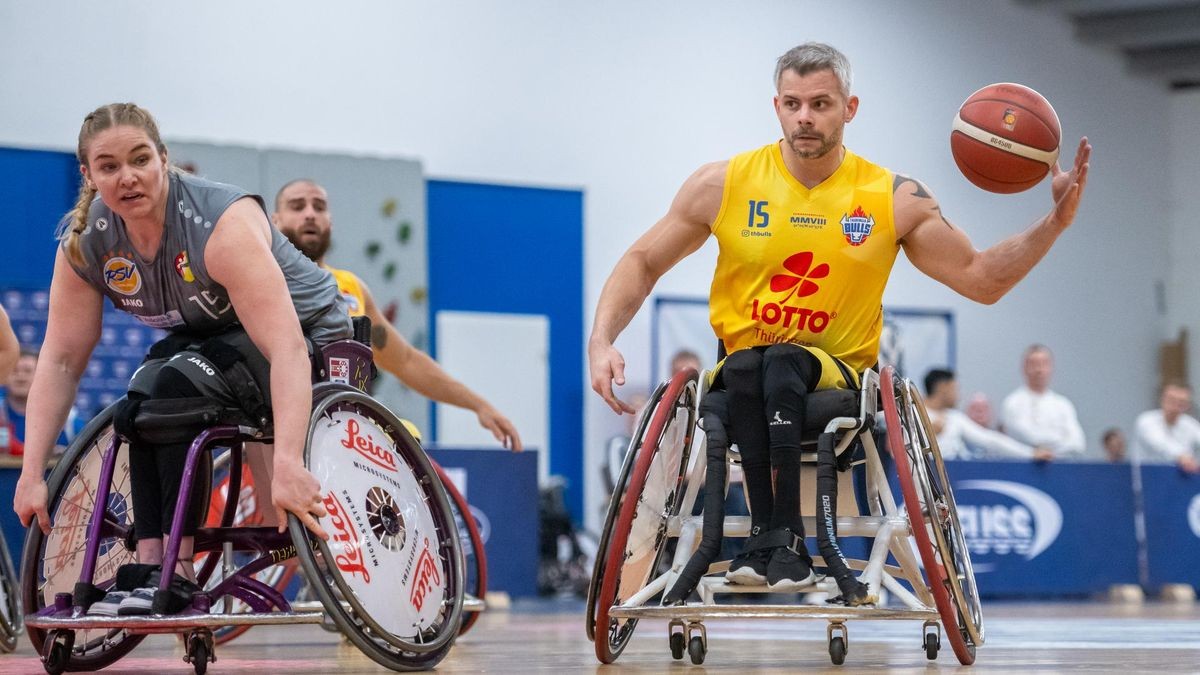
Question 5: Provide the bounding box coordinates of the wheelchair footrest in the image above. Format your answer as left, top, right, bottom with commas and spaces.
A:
25, 609, 326, 634
607, 604, 940, 622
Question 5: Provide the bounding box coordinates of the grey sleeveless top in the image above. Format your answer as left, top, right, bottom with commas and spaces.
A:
66, 171, 351, 345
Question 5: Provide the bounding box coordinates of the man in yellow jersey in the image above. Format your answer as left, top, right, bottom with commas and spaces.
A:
589, 43, 1090, 596
273, 179, 522, 451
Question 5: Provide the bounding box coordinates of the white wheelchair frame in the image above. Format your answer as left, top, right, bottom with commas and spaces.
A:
588, 365, 984, 666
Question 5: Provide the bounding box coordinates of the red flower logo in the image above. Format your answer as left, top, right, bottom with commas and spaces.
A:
770, 251, 829, 302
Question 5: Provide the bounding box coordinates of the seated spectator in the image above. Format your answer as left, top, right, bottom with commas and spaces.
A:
924, 368, 1052, 461
1001, 344, 1085, 456
2, 347, 83, 455
965, 392, 996, 430
1134, 382, 1200, 474
0, 303, 16, 381
669, 349, 702, 375
1101, 427, 1127, 463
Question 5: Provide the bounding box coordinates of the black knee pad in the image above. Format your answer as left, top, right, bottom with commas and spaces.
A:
722, 348, 764, 385
762, 343, 821, 394
149, 364, 204, 399
112, 393, 149, 442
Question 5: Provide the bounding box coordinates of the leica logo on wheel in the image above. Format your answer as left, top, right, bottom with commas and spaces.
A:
341, 418, 399, 472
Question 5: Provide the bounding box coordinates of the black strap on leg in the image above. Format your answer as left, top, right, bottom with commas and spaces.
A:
664, 393, 730, 605
816, 431, 874, 606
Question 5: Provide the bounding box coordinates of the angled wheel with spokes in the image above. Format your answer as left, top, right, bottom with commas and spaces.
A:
292, 384, 464, 671
593, 368, 698, 664
19, 404, 146, 669
880, 366, 984, 665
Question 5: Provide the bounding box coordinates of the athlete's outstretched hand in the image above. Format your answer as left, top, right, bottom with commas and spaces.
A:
1049, 137, 1091, 229
476, 405, 524, 451
589, 340, 637, 415
272, 459, 329, 540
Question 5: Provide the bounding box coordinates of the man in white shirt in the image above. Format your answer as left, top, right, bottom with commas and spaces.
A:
1001, 345, 1086, 456
925, 369, 1052, 461
1134, 382, 1200, 473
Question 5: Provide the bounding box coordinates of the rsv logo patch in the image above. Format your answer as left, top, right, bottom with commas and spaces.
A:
104, 257, 142, 296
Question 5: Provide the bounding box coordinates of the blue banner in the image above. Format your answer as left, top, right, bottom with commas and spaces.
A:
946, 460, 1140, 597
1139, 465, 1200, 591
427, 447, 539, 597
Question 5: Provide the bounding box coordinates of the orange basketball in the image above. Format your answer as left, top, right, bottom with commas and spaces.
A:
950, 83, 1060, 194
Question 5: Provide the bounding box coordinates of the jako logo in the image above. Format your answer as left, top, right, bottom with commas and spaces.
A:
1188, 494, 1200, 538
770, 251, 829, 301
955, 480, 1062, 563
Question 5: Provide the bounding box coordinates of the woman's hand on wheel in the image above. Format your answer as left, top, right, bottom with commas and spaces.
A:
271, 460, 330, 540
14, 475, 51, 534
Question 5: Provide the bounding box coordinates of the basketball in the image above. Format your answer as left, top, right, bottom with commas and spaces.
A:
950, 83, 1060, 194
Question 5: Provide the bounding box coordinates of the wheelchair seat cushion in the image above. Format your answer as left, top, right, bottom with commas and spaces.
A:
801, 388, 860, 434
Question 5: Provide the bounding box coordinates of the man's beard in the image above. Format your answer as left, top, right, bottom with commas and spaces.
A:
284, 228, 330, 262
789, 126, 841, 159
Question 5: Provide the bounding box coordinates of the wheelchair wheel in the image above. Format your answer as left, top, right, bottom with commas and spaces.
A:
290, 384, 464, 671
585, 378, 667, 643
0, 526, 19, 653
593, 368, 698, 664
429, 459, 487, 636
203, 448, 300, 646
20, 403, 146, 669
880, 367, 984, 665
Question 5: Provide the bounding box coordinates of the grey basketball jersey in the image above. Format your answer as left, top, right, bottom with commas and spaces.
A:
67, 171, 351, 345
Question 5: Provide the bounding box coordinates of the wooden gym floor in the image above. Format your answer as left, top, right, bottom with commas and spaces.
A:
2, 599, 1199, 673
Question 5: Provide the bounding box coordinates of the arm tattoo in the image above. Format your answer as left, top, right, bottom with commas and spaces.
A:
371, 324, 388, 348
893, 173, 953, 230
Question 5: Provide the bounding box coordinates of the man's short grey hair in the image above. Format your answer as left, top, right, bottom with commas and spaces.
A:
774, 42, 852, 97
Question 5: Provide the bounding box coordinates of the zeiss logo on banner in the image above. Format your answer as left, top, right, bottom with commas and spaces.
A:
955, 480, 1062, 569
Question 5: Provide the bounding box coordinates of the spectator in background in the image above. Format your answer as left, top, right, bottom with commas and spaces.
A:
0, 304, 17, 381
2, 347, 83, 456
670, 349, 702, 375
965, 391, 996, 430
924, 368, 1052, 461
0, 304, 17, 455
1001, 344, 1085, 456
1102, 427, 1127, 463
1134, 382, 1200, 474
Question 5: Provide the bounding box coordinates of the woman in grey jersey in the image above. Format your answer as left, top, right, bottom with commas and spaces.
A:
12, 103, 348, 614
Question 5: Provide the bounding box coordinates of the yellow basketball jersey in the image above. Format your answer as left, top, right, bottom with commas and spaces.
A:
324, 265, 367, 317
709, 143, 898, 372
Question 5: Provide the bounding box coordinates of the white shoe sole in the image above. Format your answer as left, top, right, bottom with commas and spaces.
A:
767, 569, 817, 591
725, 566, 768, 586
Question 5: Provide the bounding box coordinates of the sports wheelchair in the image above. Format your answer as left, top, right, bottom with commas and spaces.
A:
21, 334, 466, 673
586, 365, 983, 666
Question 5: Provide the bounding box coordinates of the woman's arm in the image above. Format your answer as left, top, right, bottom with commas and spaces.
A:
14, 249, 102, 532
205, 198, 328, 539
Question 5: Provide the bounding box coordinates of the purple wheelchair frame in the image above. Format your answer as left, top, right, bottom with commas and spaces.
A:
33, 338, 374, 628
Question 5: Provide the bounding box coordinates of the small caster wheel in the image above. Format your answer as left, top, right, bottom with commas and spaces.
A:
42, 630, 74, 675
924, 632, 940, 660
688, 635, 706, 665
185, 631, 214, 675
828, 636, 846, 665
670, 632, 686, 660
188, 636, 210, 675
